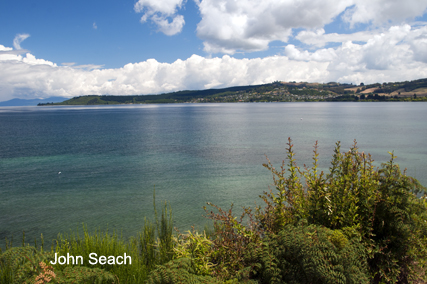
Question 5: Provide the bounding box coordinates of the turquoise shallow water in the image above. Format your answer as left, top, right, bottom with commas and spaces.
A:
1, 102, 426, 247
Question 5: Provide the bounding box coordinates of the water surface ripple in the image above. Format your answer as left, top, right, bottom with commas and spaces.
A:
1, 102, 426, 246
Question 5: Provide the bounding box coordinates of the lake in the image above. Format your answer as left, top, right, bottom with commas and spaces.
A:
1, 102, 426, 247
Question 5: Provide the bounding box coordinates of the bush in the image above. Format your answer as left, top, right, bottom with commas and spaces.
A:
254, 224, 369, 284
173, 229, 215, 275
145, 258, 222, 284
3, 139, 426, 283
206, 138, 427, 283
0, 191, 174, 284
0, 246, 116, 284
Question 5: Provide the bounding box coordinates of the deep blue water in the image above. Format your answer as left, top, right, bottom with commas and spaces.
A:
1, 102, 426, 247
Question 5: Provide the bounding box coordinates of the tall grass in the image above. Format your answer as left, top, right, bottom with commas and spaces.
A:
0, 191, 175, 283
52, 225, 148, 283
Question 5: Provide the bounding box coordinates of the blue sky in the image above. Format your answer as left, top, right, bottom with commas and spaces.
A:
0, 0, 202, 67
1, 0, 427, 101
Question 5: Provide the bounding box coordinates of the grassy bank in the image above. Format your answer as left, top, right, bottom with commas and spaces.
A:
0, 194, 175, 283
1, 139, 427, 284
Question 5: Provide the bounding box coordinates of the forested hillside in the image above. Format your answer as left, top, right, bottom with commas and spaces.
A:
39, 78, 427, 105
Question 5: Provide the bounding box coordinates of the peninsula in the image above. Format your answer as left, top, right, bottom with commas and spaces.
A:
38, 78, 427, 105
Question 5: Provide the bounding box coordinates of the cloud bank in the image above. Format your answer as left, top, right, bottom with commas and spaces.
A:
194, 0, 427, 54
1, 0, 427, 101
2, 23, 427, 101
195, 0, 352, 53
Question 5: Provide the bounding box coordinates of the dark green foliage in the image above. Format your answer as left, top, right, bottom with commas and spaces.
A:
57, 266, 116, 284
145, 258, 223, 284
326, 95, 360, 101
139, 217, 157, 272
155, 200, 174, 265
38, 78, 427, 105
207, 138, 427, 283
204, 203, 260, 280
0, 246, 53, 284
1, 191, 175, 283
87, 97, 108, 105
46, 84, 272, 105
277, 139, 427, 283
367, 154, 427, 283
402, 78, 427, 92
253, 224, 369, 284
3, 140, 427, 283
50, 194, 174, 283
52, 225, 146, 283
0, 246, 116, 284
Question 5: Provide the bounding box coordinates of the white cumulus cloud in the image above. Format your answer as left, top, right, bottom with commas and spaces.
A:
0, 47, 328, 101
195, 0, 351, 54
134, 0, 185, 35
151, 14, 185, 36
2, 23, 427, 102
285, 45, 337, 62
194, 0, 427, 54
317, 25, 427, 83
343, 0, 427, 27
295, 29, 377, 47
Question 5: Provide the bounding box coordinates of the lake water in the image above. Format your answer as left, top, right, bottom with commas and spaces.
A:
1, 102, 426, 247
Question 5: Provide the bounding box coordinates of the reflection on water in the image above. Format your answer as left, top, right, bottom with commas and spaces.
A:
0, 102, 426, 247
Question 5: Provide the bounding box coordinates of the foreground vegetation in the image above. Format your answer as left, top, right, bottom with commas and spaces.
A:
1, 139, 427, 283
38, 78, 427, 105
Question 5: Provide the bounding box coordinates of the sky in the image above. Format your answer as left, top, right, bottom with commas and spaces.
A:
1, 0, 427, 102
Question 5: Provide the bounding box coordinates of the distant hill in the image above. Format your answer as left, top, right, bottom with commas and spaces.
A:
37, 78, 427, 106
0, 97, 67, 106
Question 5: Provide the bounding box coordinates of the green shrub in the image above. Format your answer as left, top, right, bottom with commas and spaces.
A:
50, 194, 174, 283
173, 229, 215, 275
3, 139, 426, 284
204, 203, 261, 280
145, 258, 222, 284
0, 246, 53, 284
207, 138, 427, 283
0, 246, 116, 284
253, 224, 369, 284
261, 138, 427, 283
1, 191, 175, 284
